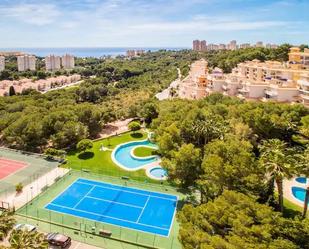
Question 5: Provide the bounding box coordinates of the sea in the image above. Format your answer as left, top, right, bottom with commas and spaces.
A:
0, 47, 187, 58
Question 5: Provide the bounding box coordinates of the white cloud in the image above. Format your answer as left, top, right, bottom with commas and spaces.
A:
0, 3, 60, 25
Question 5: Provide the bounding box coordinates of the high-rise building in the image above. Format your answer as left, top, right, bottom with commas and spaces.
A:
229, 40, 237, 50
256, 41, 264, 48
193, 40, 200, 51
61, 54, 75, 69
200, 40, 207, 51
0, 56, 4, 72
45, 55, 61, 71
17, 55, 36, 71
240, 43, 251, 49
219, 44, 226, 50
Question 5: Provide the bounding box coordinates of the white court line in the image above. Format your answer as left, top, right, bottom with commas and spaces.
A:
85, 192, 144, 209
46, 179, 177, 237
47, 203, 169, 231
73, 185, 96, 209
77, 179, 176, 202
0, 162, 28, 181
136, 195, 150, 223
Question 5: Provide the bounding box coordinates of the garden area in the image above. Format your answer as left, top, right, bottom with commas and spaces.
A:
64, 131, 160, 182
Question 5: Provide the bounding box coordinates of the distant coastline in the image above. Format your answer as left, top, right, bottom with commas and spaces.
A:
0, 47, 187, 58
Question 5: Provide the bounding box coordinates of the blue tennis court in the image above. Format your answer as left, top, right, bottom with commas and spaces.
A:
45, 178, 178, 236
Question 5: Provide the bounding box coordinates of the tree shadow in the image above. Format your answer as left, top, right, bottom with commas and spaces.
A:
78, 151, 94, 160
130, 132, 143, 138
283, 206, 302, 219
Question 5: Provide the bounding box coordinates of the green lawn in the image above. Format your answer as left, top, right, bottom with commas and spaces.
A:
65, 131, 159, 182
133, 146, 157, 157
283, 197, 303, 218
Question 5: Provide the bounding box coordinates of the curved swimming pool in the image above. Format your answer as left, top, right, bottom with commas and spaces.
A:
149, 167, 167, 180
296, 177, 307, 184
112, 140, 158, 170
292, 186, 308, 203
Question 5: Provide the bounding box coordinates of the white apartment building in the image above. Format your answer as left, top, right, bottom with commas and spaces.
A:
0, 56, 4, 72
45, 55, 61, 71
17, 55, 36, 71
298, 73, 309, 106
206, 68, 225, 95
179, 59, 209, 99
61, 54, 75, 69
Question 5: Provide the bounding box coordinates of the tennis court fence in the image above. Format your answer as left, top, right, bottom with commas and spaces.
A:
16, 169, 184, 249
0, 147, 60, 200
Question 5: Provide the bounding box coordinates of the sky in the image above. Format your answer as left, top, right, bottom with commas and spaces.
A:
0, 0, 308, 48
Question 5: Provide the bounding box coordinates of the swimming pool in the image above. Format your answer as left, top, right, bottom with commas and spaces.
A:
149, 167, 167, 180
112, 140, 159, 171
296, 177, 307, 184
292, 187, 308, 203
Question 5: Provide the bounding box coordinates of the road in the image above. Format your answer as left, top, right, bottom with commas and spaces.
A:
155, 68, 181, 100
42, 80, 84, 94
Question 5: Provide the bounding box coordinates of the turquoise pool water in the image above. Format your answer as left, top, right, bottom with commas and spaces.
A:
150, 167, 167, 179
296, 177, 307, 184
292, 187, 308, 202
113, 140, 158, 170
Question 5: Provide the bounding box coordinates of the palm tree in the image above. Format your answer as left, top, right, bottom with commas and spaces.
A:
9, 230, 48, 249
300, 147, 309, 218
0, 211, 15, 241
259, 139, 300, 212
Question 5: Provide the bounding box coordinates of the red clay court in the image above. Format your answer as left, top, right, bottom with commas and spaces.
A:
0, 157, 28, 180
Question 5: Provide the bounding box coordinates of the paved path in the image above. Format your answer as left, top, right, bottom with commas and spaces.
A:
156, 68, 181, 100
42, 80, 83, 94
50, 240, 104, 249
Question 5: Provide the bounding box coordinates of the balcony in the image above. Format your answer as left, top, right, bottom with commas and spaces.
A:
265, 89, 278, 97
222, 84, 230, 90
300, 94, 309, 101
298, 80, 309, 87
238, 87, 249, 93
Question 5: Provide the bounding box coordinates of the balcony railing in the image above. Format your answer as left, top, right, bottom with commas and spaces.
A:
265, 89, 278, 97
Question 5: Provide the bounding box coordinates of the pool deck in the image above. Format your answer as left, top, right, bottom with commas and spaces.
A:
283, 178, 306, 208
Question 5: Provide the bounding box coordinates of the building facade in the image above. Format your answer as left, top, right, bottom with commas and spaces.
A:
180, 47, 309, 106
17, 55, 36, 71
61, 54, 75, 69
0, 56, 4, 72
45, 55, 61, 71
179, 59, 209, 99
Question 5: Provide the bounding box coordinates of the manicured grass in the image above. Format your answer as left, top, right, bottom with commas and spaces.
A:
65, 131, 158, 182
133, 146, 157, 157
283, 197, 303, 218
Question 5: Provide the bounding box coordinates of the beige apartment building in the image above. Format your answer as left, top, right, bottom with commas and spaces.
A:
0, 56, 4, 72
298, 73, 309, 106
179, 59, 209, 99
206, 68, 225, 95
223, 47, 309, 104
17, 55, 36, 71
61, 54, 75, 69
45, 55, 61, 71
180, 47, 309, 106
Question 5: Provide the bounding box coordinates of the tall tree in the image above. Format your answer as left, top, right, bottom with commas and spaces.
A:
9, 86, 16, 96
178, 190, 309, 249
259, 139, 300, 212
200, 136, 263, 202
161, 143, 202, 187
9, 230, 48, 249
300, 146, 309, 218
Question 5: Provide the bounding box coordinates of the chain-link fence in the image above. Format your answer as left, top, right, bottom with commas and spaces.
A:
16, 170, 185, 249
0, 147, 60, 199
